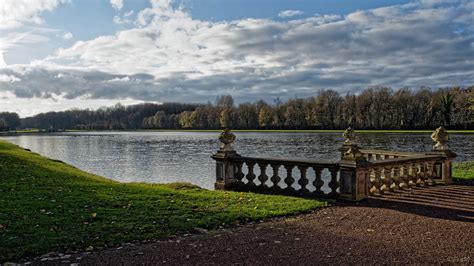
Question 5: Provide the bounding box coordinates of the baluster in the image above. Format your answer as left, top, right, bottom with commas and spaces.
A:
257, 162, 269, 188
370, 167, 382, 196
390, 166, 400, 191
368, 168, 374, 194
434, 161, 442, 180
426, 162, 434, 185
312, 167, 324, 195
270, 164, 281, 191
297, 166, 309, 195
416, 163, 425, 186
375, 154, 381, 161
246, 162, 256, 187
409, 163, 418, 186
328, 167, 339, 197
235, 162, 245, 186
380, 166, 392, 194
399, 164, 409, 189
284, 165, 295, 193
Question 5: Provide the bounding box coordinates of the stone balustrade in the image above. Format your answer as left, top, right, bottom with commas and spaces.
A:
360, 155, 445, 196
212, 155, 340, 198
212, 126, 457, 201
360, 149, 425, 160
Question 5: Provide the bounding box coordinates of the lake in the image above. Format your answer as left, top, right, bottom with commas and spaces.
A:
2, 131, 473, 189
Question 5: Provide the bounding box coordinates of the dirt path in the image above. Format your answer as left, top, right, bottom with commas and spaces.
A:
28, 185, 474, 265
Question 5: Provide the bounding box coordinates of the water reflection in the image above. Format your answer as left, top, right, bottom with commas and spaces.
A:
3, 131, 473, 189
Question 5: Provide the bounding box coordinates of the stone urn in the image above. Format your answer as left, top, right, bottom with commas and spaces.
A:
431, 126, 449, 150
218, 128, 236, 151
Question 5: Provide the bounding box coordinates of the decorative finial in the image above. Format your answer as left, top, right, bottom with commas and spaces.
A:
343, 146, 364, 161
218, 128, 236, 151
343, 127, 356, 144
431, 126, 449, 150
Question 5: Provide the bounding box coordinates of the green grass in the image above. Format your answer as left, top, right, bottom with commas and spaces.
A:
0, 140, 326, 262
453, 161, 474, 181
14, 129, 40, 133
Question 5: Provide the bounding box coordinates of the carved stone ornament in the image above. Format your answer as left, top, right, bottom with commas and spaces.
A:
343, 127, 356, 144
218, 128, 236, 151
431, 126, 449, 150
343, 146, 364, 161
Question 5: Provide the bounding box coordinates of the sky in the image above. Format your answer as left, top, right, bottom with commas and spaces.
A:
0, 0, 472, 117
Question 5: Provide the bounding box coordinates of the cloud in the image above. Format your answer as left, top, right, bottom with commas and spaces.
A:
278, 10, 304, 18
0, 31, 51, 60
0, 91, 147, 117
62, 32, 73, 40
0, 0, 473, 116
110, 0, 123, 11
0, 74, 20, 82
0, 0, 68, 29
124, 10, 134, 17
113, 10, 134, 24
0, 31, 52, 66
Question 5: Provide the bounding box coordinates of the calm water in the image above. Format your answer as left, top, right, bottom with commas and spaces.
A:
3, 131, 473, 189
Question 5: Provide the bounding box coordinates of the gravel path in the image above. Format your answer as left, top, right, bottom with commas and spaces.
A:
28, 185, 474, 265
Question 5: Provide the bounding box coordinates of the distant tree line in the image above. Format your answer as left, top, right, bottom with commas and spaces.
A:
3, 86, 473, 131
20, 103, 201, 131
141, 87, 473, 130
0, 112, 20, 131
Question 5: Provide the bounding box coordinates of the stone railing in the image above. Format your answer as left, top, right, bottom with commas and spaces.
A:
212, 155, 340, 198
361, 155, 444, 196
212, 127, 457, 201
360, 149, 425, 160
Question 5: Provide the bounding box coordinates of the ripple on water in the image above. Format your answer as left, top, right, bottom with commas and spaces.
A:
2, 131, 473, 189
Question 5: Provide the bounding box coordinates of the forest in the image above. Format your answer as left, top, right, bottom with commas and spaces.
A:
1, 86, 473, 131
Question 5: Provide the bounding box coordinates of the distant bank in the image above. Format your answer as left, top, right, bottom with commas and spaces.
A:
2, 129, 474, 135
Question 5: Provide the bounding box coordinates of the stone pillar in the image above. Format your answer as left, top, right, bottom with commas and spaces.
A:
211, 129, 240, 190
338, 127, 369, 201
427, 126, 457, 184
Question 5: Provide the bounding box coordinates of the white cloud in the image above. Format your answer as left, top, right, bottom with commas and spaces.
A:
62, 32, 73, 40
0, 74, 20, 82
124, 10, 134, 17
278, 9, 304, 18
113, 10, 134, 24
0, 31, 51, 66
0, 53, 6, 68
110, 0, 123, 11
0, 91, 147, 117
0, 0, 68, 29
0, 0, 473, 116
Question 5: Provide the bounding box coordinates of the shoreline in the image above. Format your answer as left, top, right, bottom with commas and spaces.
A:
1, 139, 472, 263
0, 140, 325, 262
2, 129, 474, 135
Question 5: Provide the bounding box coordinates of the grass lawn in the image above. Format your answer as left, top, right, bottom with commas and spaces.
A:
453, 161, 474, 181
0, 140, 326, 262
